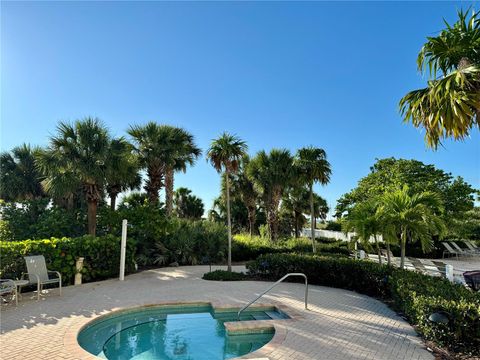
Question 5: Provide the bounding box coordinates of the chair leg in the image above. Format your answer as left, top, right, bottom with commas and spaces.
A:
37, 283, 40, 301
59, 279, 62, 297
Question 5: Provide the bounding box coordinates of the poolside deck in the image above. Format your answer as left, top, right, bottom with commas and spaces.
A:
0, 265, 433, 360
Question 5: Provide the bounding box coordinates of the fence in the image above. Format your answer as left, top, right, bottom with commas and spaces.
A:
301, 228, 383, 243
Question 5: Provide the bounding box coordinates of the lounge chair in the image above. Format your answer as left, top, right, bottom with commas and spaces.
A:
408, 258, 442, 277
449, 241, 476, 257
442, 242, 461, 259
22, 255, 62, 300
0, 279, 17, 306
464, 240, 480, 254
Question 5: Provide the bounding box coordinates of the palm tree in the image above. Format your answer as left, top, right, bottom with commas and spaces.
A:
308, 193, 329, 231
247, 149, 295, 242
295, 147, 332, 252
164, 128, 201, 216
105, 137, 141, 210
377, 186, 445, 269
399, 9, 480, 148
128, 123, 174, 205
174, 187, 204, 220
207, 132, 248, 271
230, 156, 258, 237
0, 144, 45, 201
282, 186, 310, 238
36, 117, 110, 236
342, 200, 384, 265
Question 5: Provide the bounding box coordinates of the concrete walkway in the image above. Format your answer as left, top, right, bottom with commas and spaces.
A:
0, 265, 433, 360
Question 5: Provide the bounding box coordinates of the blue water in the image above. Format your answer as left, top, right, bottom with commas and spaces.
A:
78, 305, 288, 360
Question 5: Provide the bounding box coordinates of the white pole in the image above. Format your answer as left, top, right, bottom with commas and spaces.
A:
445, 264, 454, 283
120, 219, 127, 281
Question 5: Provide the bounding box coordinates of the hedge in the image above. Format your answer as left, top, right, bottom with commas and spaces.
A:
247, 253, 480, 355
232, 235, 350, 262
0, 235, 136, 285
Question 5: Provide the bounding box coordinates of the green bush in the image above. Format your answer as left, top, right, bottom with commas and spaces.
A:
232, 234, 349, 261
202, 270, 248, 281
0, 235, 136, 285
246, 253, 480, 354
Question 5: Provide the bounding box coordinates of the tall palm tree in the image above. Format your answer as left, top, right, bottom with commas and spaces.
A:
377, 186, 445, 269
247, 149, 295, 242
164, 128, 201, 216
0, 144, 45, 201
230, 156, 258, 237
295, 147, 332, 252
207, 132, 248, 272
36, 117, 110, 236
128, 123, 174, 205
399, 9, 480, 148
105, 137, 142, 210
342, 200, 384, 265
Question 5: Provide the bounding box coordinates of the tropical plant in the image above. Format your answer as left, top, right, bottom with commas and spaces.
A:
307, 193, 329, 230
342, 199, 385, 265
295, 147, 331, 252
247, 149, 295, 242
0, 144, 45, 201
164, 128, 201, 216
229, 156, 258, 237
399, 9, 480, 148
206, 132, 248, 271
377, 186, 445, 269
105, 137, 141, 210
282, 186, 309, 238
174, 187, 204, 220
128, 123, 173, 205
36, 117, 110, 236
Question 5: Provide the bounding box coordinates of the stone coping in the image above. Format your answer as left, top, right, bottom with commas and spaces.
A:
63, 300, 300, 360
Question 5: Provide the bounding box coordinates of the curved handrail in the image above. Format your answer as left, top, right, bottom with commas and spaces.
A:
237, 273, 308, 320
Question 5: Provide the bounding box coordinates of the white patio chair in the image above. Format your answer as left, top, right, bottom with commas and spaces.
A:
464, 240, 480, 254
0, 279, 17, 306
22, 255, 62, 300
442, 242, 461, 259
449, 241, 475, 257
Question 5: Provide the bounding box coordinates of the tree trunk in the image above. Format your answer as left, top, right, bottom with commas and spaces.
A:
386, 242, 391, 266
248, 206, 256, 238
400, 229, 406, 269
294, 211, 299, 238
375, 234, 382, 265
165, 167, 174, 216
309, 183, 316, 253
225, 171, 232, 272
145, 165, 163, 206
87, 199, 97, 236
110, 193, 117, 210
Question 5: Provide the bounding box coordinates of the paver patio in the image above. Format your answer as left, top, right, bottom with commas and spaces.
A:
0, 265, 433, 360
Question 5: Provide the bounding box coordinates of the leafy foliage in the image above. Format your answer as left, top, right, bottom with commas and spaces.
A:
174, 187, 204, 220
247, 253, 480, 354
202, 270, 248, 281
0, 235, 136, 285
0, 144, 45, 202
399, 9, 480, 148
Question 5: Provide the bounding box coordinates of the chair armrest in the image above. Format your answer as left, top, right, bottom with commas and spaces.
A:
21, 272, 40, 284
47, 271, 62, 280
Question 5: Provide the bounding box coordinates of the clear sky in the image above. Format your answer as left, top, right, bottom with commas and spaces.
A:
1, 1, 479, 217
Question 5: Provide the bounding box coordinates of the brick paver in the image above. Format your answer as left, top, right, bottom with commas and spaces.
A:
0, 265, 433, 360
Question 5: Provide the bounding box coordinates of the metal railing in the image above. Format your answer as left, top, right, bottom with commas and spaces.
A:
237, 273, 308, 320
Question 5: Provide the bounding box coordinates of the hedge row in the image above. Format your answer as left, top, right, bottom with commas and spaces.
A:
0, 235, 136, 285
232, 235, 350, 262
247, 253, 480, 355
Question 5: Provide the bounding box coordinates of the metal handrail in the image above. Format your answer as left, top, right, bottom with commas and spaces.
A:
237, 273, 308, 319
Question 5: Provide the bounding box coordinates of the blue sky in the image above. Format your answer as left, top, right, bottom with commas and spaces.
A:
1, 1, 479, 217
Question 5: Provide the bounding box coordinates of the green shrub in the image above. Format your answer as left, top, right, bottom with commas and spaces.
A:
202, 270, 248, 281
0, 235, 136, 285
232, 234, 349, 261
246, 253, 480, 354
